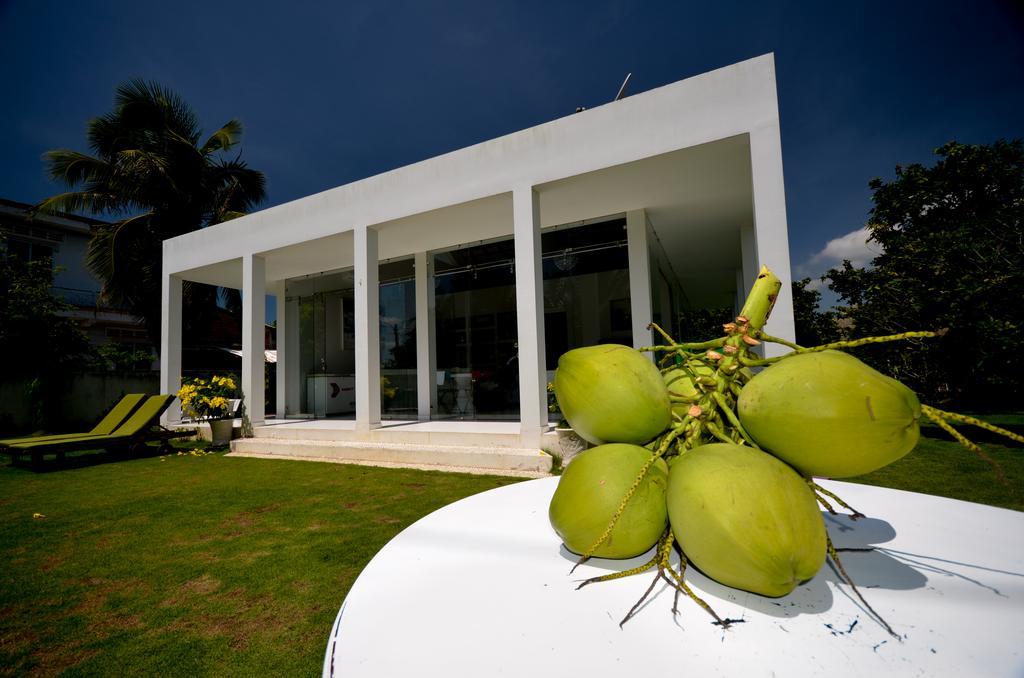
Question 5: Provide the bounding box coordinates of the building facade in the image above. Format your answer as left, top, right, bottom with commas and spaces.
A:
160, 54, 795, 450
0, 198, 149, 352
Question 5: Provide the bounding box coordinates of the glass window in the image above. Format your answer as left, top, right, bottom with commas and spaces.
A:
541, 217, 631, 370
380, 259, 417, 418
434, 240, 520, 419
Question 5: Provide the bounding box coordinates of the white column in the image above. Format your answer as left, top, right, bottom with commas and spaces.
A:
739, 223, 757, 303
513, 186, 547, 447
414, 251, 437, 421
242, 254, 266, 425
749, 124, 795, 357
355, 226, 381, 432
626, 209, 653, 353
273, 281, 287, 419
160, 272, 183, 425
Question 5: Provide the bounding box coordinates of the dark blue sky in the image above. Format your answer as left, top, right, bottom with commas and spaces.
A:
2, 0, 1022, 288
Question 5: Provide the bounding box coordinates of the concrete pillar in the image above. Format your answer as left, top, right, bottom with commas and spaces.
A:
159, 272, 183, 425
749, 125, 795, 357
414, 251, 437, 421
626, 209, 653, 353
273, 280, 287, 419
512, 186, 547, 447
355, 226, 381, 432
242, 254, 266, 425
739, 223, 757, 305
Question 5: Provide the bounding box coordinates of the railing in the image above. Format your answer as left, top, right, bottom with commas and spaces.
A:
52, 286, 101, 307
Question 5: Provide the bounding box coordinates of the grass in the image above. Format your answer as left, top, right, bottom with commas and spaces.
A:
0, 426, 1020, 676
846, 431, 1024, 512
0, 445, 523, 676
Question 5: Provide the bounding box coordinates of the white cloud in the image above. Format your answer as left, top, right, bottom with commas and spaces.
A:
803, 276, 827, 292
797, 227, 882, 278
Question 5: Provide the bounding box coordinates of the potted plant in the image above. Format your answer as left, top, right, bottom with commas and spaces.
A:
554, 417, 588, 466
178, 375, 237, 446
548, 381, 587, 465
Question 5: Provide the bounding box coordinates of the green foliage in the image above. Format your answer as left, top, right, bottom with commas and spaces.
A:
37, 80, 267, 344
89, 342, 153, 371
676, 306, 732, 342
791, 278, 838, 347
0, 252, 91, 381
826, 140, 1024, 409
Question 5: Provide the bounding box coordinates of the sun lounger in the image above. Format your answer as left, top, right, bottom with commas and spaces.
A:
4, 395, 193, 467
0, 393, 147, 448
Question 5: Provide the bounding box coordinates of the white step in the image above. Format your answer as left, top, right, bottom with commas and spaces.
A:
252, 423, 526, 448
229, 437, 553, 477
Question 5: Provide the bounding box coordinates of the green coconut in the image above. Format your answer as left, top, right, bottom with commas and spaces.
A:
667, 443, 826, 597
549, 443, 669, 559
553, 344, 671, 445
663, 362, 711, 419
737, 350, 921, 478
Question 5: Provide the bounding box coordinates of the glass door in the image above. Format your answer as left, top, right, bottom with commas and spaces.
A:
433, 239, 520, 420
296, 276, 330, 419
292, 269, 357, 419
312, 291, 328, 419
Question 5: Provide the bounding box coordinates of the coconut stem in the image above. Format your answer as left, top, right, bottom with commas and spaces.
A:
596, 529, 727, 629
710, 392, 758, 447
662, 541, 728, 627
810, 482, 865, 520
738, 265, 782, 332
826, 535, 899, 640
921, 405, 1009, 486
924, 406, 1024, 445
639, 338, 727, 353
741, 331, 941, 367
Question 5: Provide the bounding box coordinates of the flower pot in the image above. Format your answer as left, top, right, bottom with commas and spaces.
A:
208, 418, 234, 446
555, 427, 588, 466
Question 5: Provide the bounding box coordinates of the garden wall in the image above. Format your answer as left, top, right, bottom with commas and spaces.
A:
0, 372, 160, 434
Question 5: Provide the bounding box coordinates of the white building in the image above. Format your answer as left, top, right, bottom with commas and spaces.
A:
160, 54, 794, 472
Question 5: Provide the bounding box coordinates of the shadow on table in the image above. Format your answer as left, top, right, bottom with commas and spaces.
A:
557, 507, 1019, 624
557, 511, 930, 622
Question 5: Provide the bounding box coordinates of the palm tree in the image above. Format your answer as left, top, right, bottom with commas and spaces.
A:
36, 80, 266, 344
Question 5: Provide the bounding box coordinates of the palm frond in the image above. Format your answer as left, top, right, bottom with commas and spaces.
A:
208, 159, 267, 221
42, 149, 110, 187
115, 79, 201, 146
85, 212, 155, 306
201, 120, 243, 156
33, 191, 120, 217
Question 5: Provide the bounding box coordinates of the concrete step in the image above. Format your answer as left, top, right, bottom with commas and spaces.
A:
252, 424, 526, 448
229, 437, 553, 477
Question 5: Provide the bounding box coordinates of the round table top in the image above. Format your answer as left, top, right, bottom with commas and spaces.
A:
323, 477, 1024, 678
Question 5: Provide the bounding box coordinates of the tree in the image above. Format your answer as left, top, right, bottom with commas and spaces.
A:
791, 278, 837, 348
0, 249, 93, 428
0, 252, 91, 378
826, 140, 1024, 409
37, 80, 266, 344
677, 306, 733, 342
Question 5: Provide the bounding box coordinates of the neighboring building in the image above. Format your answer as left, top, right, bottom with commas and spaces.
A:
0, 198, 150, 353
159, 54, 796, 456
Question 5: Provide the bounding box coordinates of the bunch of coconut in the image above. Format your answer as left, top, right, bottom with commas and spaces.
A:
547, 267, 1019, 631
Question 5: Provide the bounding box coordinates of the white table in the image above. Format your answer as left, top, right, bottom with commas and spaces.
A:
323, 478, 1024, 677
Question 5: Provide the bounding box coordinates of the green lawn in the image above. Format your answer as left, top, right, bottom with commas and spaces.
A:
846, 432, 1023, 511
0, 431, 1020, 676
0, 447, 523, 676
